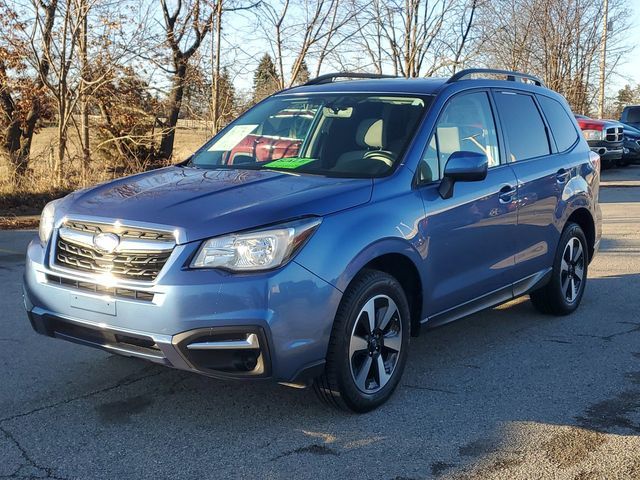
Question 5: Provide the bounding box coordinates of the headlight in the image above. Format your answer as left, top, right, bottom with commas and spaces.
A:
38, 199, 61, 244
582, 129, 603, 141
191, 218, 322, 271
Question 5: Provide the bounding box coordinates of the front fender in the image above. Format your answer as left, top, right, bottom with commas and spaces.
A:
294, 190, 427, 295
333, 236, 426, 293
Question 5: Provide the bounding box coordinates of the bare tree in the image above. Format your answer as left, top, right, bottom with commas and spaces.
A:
477, 0, 631, 114
0, 0, 57, 183
209, 0, 259, 133
210, 0, 223, 133
28, 0, 87, 186
78, 0, 90, 183
356, 0, 479, 78
259, 0, 359, 88
25, 0, 133, 186
158, 0, 214, 160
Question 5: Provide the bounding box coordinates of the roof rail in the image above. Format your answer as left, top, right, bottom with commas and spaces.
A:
304, 72, 397, 86
447, 68, 545, 87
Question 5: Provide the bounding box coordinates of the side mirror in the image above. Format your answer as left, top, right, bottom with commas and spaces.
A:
438, 151, 488, 199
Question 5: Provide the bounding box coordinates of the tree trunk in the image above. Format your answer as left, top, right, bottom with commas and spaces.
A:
56, 107, 67, 187
4, 120, 28, 181
211, 0, 223, 134
79, 0, 90, 185
159, 63, 187, 161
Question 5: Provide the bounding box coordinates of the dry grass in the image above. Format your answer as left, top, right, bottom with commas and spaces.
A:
25, 125, 211, 165
0, 125, 212, 228
0, 215, 39, 230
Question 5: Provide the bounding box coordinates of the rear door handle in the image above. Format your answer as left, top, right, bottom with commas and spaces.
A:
498, 185, 517, 204
556, 169, 570, 183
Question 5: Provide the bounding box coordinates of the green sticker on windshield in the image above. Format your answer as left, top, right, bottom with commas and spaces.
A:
264, 157, 315, 169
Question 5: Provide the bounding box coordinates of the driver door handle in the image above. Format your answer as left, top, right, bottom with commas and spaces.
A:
498, 185, 517, 204
556, 168, 571, 183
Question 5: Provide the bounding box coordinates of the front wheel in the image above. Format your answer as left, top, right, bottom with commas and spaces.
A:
530, 222, 588, 315
313, 269, 410, 412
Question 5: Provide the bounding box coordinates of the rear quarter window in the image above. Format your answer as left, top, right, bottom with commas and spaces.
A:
537, 95, 579, 152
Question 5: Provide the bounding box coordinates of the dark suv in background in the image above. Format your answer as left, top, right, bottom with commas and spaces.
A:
621, 105, 640, 130
25, 69, 601, 412
619, 106, 640, 165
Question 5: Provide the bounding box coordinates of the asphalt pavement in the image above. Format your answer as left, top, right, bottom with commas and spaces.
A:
1, 167, 640, 479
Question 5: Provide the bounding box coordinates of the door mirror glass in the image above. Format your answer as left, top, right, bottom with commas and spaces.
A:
438, 151, 488, 199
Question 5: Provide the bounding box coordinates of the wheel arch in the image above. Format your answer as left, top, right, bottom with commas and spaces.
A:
338, 241, 425, 337
364, 254, 423, 337
566, 207, 596, 263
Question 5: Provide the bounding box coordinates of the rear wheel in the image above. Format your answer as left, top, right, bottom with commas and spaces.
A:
313, 269, 410, 412
530, 222, 588, 315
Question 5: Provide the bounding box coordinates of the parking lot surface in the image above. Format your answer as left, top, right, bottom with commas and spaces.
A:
1, 167, 640, 479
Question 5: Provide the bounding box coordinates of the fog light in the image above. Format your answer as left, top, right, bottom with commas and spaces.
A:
237, 352, 258, 372
174, 328, 270, 377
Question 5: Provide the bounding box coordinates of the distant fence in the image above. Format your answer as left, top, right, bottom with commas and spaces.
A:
176, 119, 213, 130
43, 115, 214, 131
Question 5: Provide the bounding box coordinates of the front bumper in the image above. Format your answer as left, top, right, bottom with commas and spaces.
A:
589, 145, 623, 161
623, 140, 640, 162
24, 235, 341, 383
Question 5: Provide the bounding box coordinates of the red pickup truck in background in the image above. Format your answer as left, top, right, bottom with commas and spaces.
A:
223, 109, 315, 165
575, 115, 624, 169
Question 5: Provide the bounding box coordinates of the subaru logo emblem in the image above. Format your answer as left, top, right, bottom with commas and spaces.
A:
93, 232, 120, 253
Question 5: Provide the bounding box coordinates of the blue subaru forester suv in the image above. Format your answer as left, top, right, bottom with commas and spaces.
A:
24, 69, 601, 412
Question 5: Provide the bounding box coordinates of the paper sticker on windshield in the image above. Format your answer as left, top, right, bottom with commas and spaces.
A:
208, 125, 258, 151
264, 158, 315, 169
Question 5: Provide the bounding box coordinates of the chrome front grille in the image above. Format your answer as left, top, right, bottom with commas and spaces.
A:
53, 220, 175, 282
605, 126, 624, 143
63, 220, 175, 242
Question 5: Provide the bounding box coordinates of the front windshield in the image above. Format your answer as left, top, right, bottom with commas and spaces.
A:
189, 93, 430, 177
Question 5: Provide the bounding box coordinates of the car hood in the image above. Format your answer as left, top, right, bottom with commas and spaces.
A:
623, 126, 640, 139
60, 166, 372, 243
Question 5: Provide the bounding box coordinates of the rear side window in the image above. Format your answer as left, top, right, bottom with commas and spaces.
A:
494, 91, 550, 162
537, 95, 579, 152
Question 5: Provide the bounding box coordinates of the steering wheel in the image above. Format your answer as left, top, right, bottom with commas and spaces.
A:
363, 149, 396, 168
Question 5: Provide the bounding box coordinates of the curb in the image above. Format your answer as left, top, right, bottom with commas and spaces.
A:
600, 183, 640, 188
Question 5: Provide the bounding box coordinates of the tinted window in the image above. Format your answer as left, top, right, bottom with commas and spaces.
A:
494, 92, 550, 161
418, 91, 500, 182
537, 95, 579, 151
625, 107, 640, 123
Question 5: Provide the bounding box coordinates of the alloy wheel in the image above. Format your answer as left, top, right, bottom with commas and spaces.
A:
349, 294, 403, 393
560, 236, 585, 303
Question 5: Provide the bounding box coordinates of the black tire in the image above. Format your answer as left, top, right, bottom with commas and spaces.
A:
601, 159, 614, 170
313, 269, 410, 413
530, 222, 589, 315
616, 158, 630, 167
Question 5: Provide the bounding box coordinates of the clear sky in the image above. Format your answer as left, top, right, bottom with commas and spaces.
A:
143, 0, 640, 97
610, 1, 640, 92
221, 2, 640, 97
